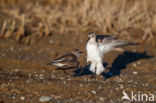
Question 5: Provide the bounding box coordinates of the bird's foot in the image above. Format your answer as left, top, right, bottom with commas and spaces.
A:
90, 74, 96, 80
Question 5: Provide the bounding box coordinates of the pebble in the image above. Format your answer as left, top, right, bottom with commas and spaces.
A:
132, 63, 137, 67
98, 87, 102, 89
18, 48, 22, 51
39, 96, 52, 102
51, 74, 56, 79
26, 80, 30, 83
35, 74, 38, 77
119, 84, 124, 89
133, 71, 138, 75
49, 40, 54, 44
67, 78, 71, 81
59, 77, 64, 80
154, 91, 156, 96
63, 81, 66, 84
14, 69, 19, 72
91, 90, 96, 94
10, 47, 14, 50
80, 39, 83, 43
1, 84, 8, 87
137, 61, 141, 65
1, 53, 6, 57
28, 73, 32, 77
99, 97, 105, 101
39, 74, 44, 79
46, 48, 50, 51
20, 96, 25, 100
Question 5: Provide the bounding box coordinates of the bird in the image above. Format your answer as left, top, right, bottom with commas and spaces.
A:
86, 33, 139, 78
47, 49, 83, 75
86, 33, 105, 77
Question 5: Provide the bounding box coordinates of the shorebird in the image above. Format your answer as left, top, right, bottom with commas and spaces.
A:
47, 49, 83, 75
86, 33, 139, 78
86, 33, 104, 77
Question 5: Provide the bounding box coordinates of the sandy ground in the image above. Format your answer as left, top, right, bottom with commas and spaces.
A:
0, 33, 156, 103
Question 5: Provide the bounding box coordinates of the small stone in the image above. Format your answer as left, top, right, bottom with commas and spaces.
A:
133, 71, 138, 75
1, 53, 6, 57
98, 87, 102, 89
18, 48, 22, 51
84, 78, 88, 82
59, 77, 64, 80
18, 55, 22, 59
80, 84, 83, 87
28, 73, 32, 77
39, 74, 44, 79
10, 47, 14, 50
26, 80, 30, 83
80, 39, 83, 43
99, 97, 105, 101
91, 90, 96, 94
133, 49, 137, 52
14, 69, 19, 72
119, 84, 124, 89
137, 61, 141, 65
132, 63, 137, 67
41, 70, 45, 72
145, 83, 148, 87
154, 91, 156, 96
51, 74, 56, 79
67, 78, 71, 80
35, 74, 38, 77
63, 81, 66, 84
39, 96, 52, 102
49, 40, 54, 44
20, 96, 25, 100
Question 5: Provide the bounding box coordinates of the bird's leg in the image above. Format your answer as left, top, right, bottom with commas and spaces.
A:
90, 67, 96, 80
78, 63, 84, 76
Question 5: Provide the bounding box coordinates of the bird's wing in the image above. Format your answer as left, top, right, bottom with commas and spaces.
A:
96, 35, 118, 44
99, 40, 139, 54
52, 54, 76, 63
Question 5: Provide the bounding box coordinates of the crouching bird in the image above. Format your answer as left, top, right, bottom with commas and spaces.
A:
47, 49, 83, 76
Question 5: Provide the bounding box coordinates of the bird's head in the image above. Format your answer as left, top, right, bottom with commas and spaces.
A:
88, 32, 96, 40
71, 49, 83, 57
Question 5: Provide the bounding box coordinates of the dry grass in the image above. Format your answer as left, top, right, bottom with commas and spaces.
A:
0, 0, 156, 44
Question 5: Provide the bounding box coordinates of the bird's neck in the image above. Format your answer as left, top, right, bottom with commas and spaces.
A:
88, 38, 96, 44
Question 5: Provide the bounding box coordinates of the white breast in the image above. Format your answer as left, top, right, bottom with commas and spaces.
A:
86, 42, 101, 62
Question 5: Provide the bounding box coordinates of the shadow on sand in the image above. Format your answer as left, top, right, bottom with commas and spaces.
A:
73, 51, 153, 78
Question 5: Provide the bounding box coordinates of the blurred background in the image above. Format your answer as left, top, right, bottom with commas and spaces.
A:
0, 0, 156, 45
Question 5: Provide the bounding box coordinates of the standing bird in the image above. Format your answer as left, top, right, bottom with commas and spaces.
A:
47, 49, 83, 75
86, 33, 105, 77
86, 33, 139, 78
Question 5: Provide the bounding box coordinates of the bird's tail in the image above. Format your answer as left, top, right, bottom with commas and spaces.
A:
96, 63, 105, 75
89, 62, 96, 73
